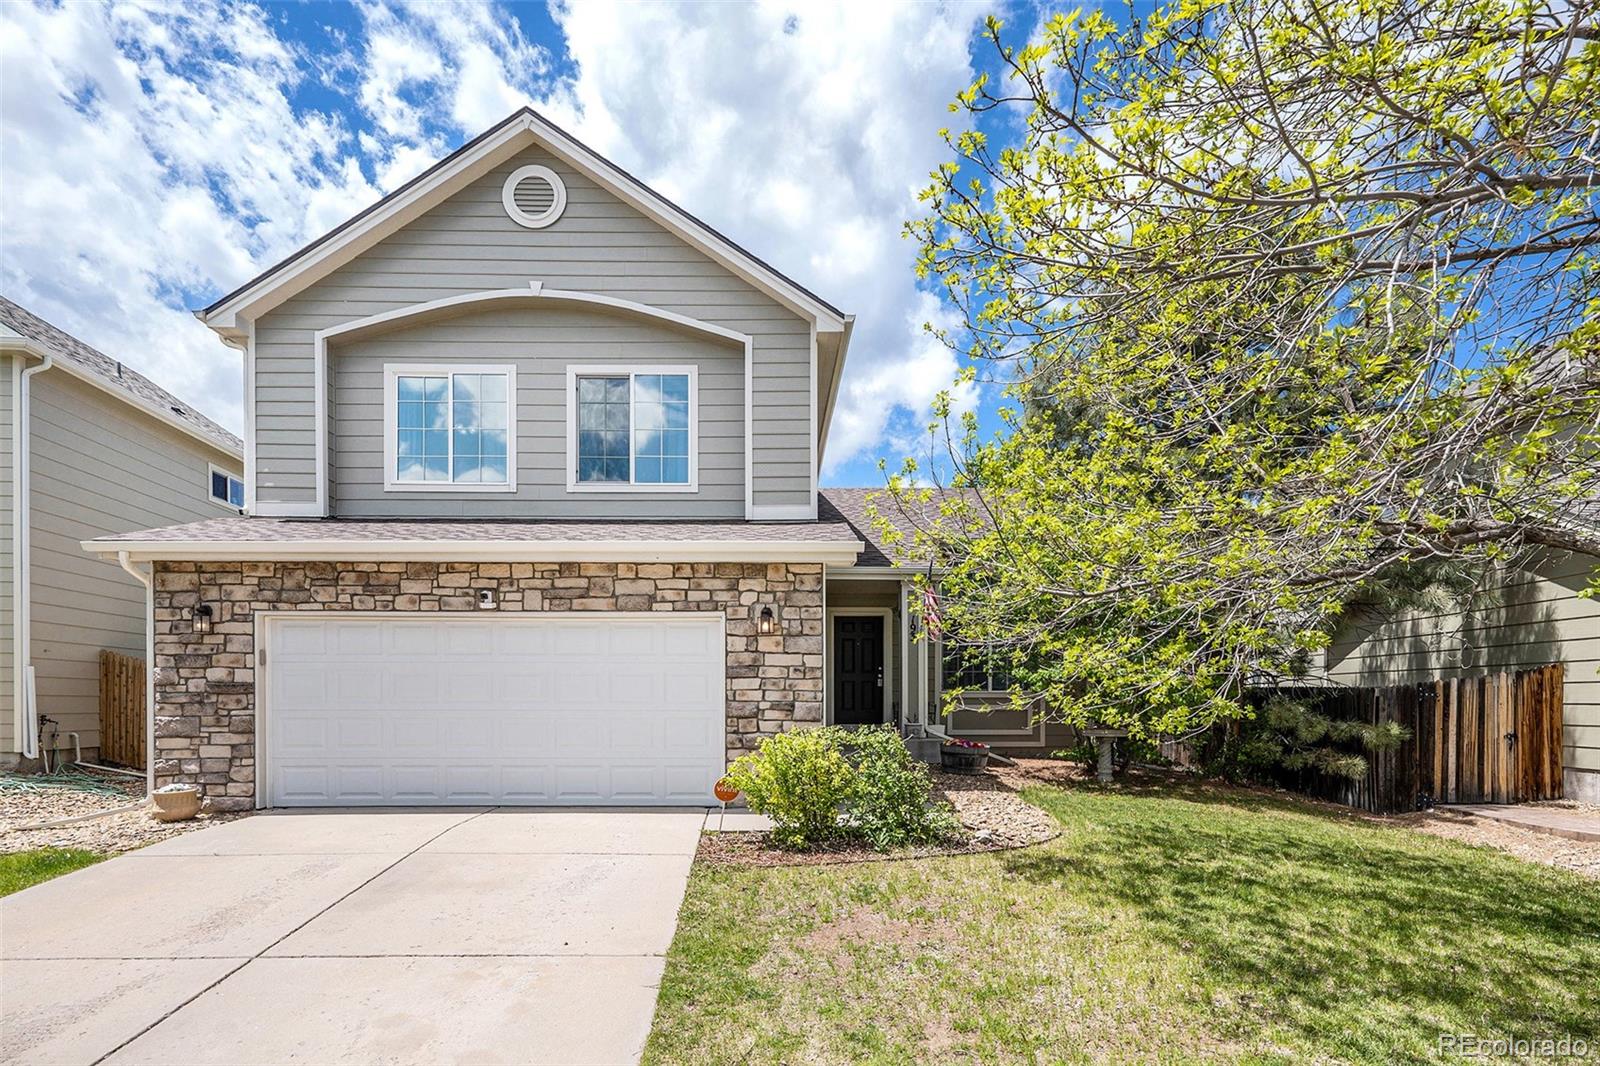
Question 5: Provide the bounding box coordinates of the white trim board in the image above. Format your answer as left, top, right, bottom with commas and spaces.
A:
824, 607, 894, 726
202, 109, 847, 339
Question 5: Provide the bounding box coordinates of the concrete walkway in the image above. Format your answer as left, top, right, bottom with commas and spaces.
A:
1447, 804, 1600, 843
0, 808, 706, 1065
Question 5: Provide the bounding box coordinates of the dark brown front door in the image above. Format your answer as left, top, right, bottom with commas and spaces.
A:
834, 616, 884, 725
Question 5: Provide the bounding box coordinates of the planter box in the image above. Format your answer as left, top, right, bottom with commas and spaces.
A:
941, 745, 990, 775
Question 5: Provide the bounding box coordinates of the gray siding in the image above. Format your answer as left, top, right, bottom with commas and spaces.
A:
27, 371, 240, 755
0, 357, 13, 751
254, 144, 814, 515
1325, 552, 1600, 790
333, 304, 745, 518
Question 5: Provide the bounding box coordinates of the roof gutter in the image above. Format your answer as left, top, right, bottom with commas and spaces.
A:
83, 537, 866, 567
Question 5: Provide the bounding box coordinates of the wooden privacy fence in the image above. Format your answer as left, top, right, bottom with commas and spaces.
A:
98, 650, 146, 770
1271, 664, 1564, 813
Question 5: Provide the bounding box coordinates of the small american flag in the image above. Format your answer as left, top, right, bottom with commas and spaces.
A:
921, 581, 943, 642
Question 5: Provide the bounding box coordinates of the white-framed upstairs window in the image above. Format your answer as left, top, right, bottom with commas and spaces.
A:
208, 464, 245, 511
565, 365, 697, 492
383, 364, 517, 492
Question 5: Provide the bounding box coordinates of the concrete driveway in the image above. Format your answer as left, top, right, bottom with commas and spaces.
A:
0, 808, 706, 1065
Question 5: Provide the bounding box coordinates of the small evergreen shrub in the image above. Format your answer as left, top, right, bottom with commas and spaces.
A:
724, 727, 854, 848
843, 727, 959, 850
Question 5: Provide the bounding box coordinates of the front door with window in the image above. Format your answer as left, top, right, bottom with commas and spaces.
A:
834, 616, 884, 725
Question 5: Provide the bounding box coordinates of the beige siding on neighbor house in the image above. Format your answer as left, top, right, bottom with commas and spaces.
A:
332, 304, 747, 518
253, 144, 814, 515
26, 370, 239, 756
0, 356, 14, 751
1324, 552, 1600, 793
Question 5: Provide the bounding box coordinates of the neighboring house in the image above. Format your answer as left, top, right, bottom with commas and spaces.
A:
2, 297, 243, 770
82, 107, 983, 810
1324, 549, 1600, 803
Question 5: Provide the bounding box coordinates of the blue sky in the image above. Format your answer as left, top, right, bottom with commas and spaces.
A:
0, 0, 1047, 488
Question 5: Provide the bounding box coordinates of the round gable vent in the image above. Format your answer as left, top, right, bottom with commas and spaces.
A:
502, 165, 567, 229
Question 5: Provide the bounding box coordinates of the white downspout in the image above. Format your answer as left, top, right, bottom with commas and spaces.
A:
117, 551, 156, 798
13, 352, 52, 759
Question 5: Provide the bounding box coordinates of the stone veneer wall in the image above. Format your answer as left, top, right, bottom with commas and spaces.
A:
151, 560, 824, 809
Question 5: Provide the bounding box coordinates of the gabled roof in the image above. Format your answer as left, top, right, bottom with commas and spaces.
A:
199, 107, 848, 340
0, 296, 241, 457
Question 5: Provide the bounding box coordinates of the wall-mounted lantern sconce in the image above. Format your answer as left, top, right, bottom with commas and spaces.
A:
757, 605, 778, 636
191, 604, 214, 634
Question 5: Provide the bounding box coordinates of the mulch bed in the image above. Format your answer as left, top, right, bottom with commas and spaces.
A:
695, 766, 1060, 869
0, 768, 244, 855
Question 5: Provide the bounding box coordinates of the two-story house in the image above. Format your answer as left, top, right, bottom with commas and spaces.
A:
85, 108, 962, 810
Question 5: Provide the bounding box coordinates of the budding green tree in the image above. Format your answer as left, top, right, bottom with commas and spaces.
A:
883, 0, 1600, 741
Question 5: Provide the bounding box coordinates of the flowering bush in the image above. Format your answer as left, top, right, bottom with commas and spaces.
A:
943, 737, 989, 750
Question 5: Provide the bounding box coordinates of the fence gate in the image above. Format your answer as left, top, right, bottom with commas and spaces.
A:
98, 649, 147, 770
1275, 663, 1564, 813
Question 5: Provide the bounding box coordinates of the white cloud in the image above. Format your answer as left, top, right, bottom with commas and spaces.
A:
546, 0, 983, 479
1, 0, 982, 476
0, 0, 378, 431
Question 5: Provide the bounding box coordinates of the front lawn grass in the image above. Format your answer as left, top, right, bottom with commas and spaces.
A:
0, 848, 105, 897
644, 776, 1600, 1064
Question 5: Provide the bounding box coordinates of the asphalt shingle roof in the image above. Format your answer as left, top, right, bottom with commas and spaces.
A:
88, 512, 863, 547
0, 296, 241, 456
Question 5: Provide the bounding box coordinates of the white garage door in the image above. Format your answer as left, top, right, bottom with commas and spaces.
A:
263, 614, 725, 806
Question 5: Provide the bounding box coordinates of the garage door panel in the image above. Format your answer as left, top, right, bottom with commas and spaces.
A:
498, 717, 556, 752
333, 622, 384, 656
267, 615, 725, 806
500, 765, 551, 800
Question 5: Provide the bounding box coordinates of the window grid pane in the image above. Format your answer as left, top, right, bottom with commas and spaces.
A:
396, 372, 508, 484
576, 375, 631, 483
632, 373, 690, 485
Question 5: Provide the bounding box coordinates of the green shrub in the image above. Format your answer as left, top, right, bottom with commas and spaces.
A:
843, 727, 959, 850
724, 726, 958, 851
724, 727, 854, 848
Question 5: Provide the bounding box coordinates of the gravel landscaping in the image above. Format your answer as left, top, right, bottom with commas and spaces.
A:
696, 765, 1059, 868
0, 769, 241, 854
1404, 806, 1600, 879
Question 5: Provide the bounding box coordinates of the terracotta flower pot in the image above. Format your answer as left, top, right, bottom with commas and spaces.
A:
151, 786, 201, 822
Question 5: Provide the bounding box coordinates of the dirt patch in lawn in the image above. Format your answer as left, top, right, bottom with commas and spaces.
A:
799, 907, 958, 957
696, 767, 1058, 868
0, 769, 245, 854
